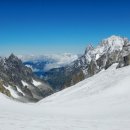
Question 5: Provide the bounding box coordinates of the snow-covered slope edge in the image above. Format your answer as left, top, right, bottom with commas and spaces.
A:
0, 64, 130, 130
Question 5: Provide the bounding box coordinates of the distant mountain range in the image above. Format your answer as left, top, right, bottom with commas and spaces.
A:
20, 53, 78, 77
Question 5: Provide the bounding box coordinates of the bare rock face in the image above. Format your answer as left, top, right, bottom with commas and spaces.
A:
0, 81, 11, 97
0, 54, 53, 102
117, 43, 130, 68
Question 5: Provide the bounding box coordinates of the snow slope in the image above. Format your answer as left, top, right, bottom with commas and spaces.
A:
0, 64, 130, 130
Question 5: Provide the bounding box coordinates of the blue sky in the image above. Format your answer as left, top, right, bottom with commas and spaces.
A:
0, 0, 130, 56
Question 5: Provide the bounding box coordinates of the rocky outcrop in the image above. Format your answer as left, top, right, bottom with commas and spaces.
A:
0, 54, 53, 102
0, 80, 11, 97
117, 43, 130, 68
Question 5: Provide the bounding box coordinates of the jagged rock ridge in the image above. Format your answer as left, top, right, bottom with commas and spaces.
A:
0, 54, 53, 102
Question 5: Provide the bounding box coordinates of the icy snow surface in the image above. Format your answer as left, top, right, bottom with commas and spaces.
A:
0, 64, 130, 130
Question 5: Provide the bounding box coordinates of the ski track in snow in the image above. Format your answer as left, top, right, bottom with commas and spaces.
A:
0, 64, 130, 130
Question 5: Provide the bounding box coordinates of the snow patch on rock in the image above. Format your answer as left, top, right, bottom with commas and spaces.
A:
32, 79, 42, 86
21, 80, 28, 86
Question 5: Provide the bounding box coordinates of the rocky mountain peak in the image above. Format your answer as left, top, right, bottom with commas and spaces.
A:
8, 53, 21, 62
100, 35, 126, 52
103, 35, 124, 43
0, 54, 53, 102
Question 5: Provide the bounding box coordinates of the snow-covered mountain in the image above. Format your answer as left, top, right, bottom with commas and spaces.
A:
84, 35, 126, 62
1, 35, 130, 99
42, 35, 130, 91
0, 63, 130, 130
1, 35, 130, 129
73, 35, 129, 71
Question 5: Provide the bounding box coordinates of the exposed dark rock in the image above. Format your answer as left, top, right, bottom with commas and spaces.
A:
0, 54, 53, 102
117, 44, 130, 68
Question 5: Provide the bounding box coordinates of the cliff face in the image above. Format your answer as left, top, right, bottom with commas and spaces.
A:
0, 54, 53, 102
118, 43, 130, 67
